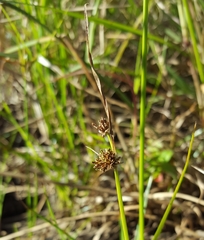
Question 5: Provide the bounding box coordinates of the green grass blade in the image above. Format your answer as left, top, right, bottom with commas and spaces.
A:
2, 1, 179, 50
134, 38, 142, 94
87, 16, 178, 50
1, 103, 48, 170
4, 36, 55, 54
1, 1, 51, 32
139, 0, 149, 238
135, 176, 153, 240
114, 169, 129, 240
152, 123, 196, 240
182, 0, 204, 83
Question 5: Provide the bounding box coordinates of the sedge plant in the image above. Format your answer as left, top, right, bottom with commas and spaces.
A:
84, 5, 129, 240
85, 1, 197, 240
0, 1, 199, 239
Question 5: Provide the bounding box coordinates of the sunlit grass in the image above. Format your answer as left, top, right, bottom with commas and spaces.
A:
0, 0, 203, 239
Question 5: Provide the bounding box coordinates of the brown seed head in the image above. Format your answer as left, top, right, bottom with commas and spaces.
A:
92, 149, 121, 172
92, 117, 110, 137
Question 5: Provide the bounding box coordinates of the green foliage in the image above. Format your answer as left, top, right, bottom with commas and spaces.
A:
0, 0, 202, 239
147, 144, 176, 179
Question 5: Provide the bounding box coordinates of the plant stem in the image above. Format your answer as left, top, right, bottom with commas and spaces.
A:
152, 123, 196, 240
108, 135, 129, 240
139, 0, 149, 238
182, 0, 204, 83
114, 169, 129, 240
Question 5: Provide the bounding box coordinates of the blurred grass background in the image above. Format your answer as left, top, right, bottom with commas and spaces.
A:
0, 0, 204, 239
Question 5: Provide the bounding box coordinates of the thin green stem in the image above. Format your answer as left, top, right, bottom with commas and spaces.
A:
182, 0, 204, 83
139, 0, 149, 238
152, 123, 196, 240
108, 135, 129, 240
114, 169, 129, 240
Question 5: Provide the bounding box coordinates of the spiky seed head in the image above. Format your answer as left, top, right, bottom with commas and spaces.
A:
92, 117, 110, 137
92, 149, 120, 172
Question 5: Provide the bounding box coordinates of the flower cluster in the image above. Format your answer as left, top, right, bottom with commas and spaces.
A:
92, 117, 110, 137
92, 149, 121, 173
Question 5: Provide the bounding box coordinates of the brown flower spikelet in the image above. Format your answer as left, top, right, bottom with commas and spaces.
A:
92, 117, 110, 137
92, 149, 121, 172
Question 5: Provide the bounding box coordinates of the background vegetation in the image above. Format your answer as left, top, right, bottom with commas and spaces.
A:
0, 0, 204, 239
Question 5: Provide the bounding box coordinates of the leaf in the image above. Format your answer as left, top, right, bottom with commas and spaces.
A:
158, 150, 173, 163
84, 4, 113, 138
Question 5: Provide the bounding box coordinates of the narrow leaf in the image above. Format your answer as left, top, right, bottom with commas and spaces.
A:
84, 4, 113, 138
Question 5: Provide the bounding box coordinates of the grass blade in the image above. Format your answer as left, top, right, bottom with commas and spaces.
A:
152, 123, 197, 240
139, 0, 149, 238
182, 0, 204, 83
